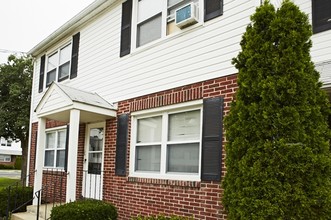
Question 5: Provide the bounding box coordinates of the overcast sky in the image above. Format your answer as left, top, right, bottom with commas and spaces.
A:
0, 0, 95, 64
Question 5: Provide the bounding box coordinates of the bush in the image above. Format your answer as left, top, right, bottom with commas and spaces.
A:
133, 215, 193, 220
223, 0, 331, 219
14, 156, 22, 170
0, 164, 14, 170
51, 199, 117, 220
0, 186, 33, 217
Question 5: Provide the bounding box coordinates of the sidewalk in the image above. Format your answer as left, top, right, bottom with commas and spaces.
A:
0, 169, 21, 179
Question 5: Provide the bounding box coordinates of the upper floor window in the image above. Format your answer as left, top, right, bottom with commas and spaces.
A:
44, 129, 67, 168
38, 32, 80, 93
135, 0, 200, 48
0, 137, 13, 147
120, 0, 223, 56
312, 0, 331, 34
46, 44, 71, 87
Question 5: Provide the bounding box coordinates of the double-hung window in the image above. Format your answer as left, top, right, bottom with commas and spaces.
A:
39, 32, 80, 93
0, 137, 12, 147
120, 0, 223, 56
133, 0, 201, 48
46, 44, 71, 87
132, 106, 202, 180
44, 129, 66, 168
0, 155, 11, 162
0, 138, 6, 146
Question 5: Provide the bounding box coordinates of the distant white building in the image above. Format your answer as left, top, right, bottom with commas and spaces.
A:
0, 137, 22, 166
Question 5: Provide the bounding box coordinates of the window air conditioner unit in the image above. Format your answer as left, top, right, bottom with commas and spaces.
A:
175, 3, 198, 29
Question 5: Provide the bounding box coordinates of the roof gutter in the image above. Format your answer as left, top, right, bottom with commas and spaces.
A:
28, 0, 116, 57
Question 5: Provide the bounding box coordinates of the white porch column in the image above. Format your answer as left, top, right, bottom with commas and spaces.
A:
66, 109, 80, 202
33, 117, 46, 205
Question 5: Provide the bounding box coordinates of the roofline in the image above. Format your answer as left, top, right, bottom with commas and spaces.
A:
28, 0, 117, 57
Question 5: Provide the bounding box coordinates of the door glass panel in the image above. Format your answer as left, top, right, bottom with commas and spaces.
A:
88, 153, 102, 174
89, 128, 103, 151
88, 127, 103, 174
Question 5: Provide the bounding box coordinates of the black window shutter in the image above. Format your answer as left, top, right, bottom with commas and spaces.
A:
204, 0, 223, 22
38, 55, 45, 93
312, 0, 331, 34
201, 97, 224, 181
70, 32, 80, 79
116, 114, 129, 176
64, 124, 70, 172
120, 0, 132, 57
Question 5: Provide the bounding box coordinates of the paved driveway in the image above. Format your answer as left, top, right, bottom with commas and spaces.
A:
0, 170, 21, 179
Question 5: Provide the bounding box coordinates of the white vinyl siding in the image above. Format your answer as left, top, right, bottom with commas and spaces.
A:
30, 0, 331, 123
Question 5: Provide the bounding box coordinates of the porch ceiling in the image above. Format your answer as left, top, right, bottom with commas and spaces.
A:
35, 82, 117, 123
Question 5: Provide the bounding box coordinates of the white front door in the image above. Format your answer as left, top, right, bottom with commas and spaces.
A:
83, 122, 105, 200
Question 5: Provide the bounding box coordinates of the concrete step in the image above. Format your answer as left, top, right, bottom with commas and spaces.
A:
11, 203, 61, 220
11, 212, 45, 220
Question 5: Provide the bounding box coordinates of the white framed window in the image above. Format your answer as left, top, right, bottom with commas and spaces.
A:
130, 102, 203, 181
0, 137, 6, 146
6, 139, 12, 147
132, 0, 201, 49
0, 137, 13, 147
0, 155, 11, 162
46, 43, 71, 87
44, 129, 66, 168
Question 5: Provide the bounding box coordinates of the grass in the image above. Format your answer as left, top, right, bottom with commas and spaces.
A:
0, 178, 19, 191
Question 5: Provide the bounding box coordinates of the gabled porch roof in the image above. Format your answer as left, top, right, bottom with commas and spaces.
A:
35, 82, 117, 123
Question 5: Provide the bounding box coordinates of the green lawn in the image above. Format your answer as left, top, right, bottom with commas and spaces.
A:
0, 178, 19, 190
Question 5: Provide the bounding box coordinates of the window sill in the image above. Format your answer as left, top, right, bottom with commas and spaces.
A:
127, 176, 200, 188
42, 167, 66, 173
128, 22, 204, 57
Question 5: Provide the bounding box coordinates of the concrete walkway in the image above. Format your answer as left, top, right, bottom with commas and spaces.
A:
0, 169, 21, 179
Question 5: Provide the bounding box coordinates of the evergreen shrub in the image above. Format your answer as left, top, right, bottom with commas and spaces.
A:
223, 0, 331, 219
50, 199, 117, 220
14, 156, 22, 170
0, 164, 14, 170
0, 186, 33, 217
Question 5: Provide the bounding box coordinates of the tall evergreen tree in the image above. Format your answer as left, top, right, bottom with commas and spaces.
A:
223, 0, 331, 219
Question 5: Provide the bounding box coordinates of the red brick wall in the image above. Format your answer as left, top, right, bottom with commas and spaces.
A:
29, 122, 38, 186
29, 120, 85, 202
29, 74, 238, 219
76, 124, 86, 199
103, 74, 238, 219
42, 170, 67, 203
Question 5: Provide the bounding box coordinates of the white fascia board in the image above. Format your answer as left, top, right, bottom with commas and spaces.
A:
73, 102, 117, 117
0, 148, 22, 156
